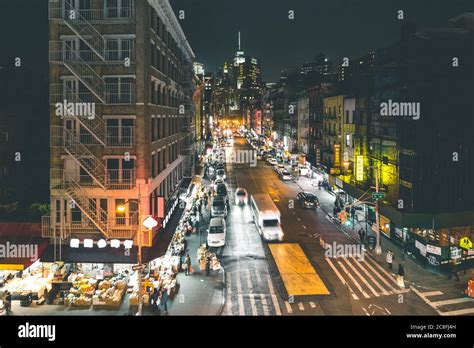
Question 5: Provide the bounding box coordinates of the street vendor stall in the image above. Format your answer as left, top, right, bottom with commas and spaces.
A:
197, 244, 221, 272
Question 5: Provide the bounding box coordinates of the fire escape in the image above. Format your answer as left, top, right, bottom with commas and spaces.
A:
43, 0, 136, 241
180, 60, 197, 178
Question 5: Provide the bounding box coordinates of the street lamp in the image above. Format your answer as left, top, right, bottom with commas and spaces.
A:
116, 198, 157, 316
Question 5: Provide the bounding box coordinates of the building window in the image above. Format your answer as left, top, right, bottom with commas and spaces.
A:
105, 0, 133, 19
106, 118, 134, 146
104, 77, 134, 104
107, 158, 135, 187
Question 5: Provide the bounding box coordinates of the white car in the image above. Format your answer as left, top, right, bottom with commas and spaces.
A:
274, 164, 285, 173
207, 218, 226, 247
267, 158, 277, 165
280, 169, 292, 181
235, 187, 248, 205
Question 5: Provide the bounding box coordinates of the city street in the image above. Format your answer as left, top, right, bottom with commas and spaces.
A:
217, 137, 451, 315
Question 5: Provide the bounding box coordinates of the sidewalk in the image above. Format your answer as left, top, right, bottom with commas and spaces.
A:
166, 165, 225, 315
295, 175, 472, 299
8, 170, 225, 317
166, 206, 225, 315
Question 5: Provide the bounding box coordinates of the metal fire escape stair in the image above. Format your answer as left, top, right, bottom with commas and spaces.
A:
63, 0, 106, 62
62, 83, 107, 146
62, 170, 110, 238
61, 126, 107, 189
62, 45, 107, 104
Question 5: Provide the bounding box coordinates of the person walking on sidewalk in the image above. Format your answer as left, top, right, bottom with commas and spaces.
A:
386, 250, 394, 270
397, 261, 405, 288
448, 260, 460, 281
184, 254, 192, 276
358, 229, 366, 244
205, 256, 211, 276
4, 291, 11, 315
161, 287, 171, 314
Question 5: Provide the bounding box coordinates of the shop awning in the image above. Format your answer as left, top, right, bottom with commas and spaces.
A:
41, 244, 138, 264
0, 222, 49, 270
142, 205, 185, 263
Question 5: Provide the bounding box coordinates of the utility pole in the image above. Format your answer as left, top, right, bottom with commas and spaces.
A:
374, 165, 382, 254
137, 187, 143, 316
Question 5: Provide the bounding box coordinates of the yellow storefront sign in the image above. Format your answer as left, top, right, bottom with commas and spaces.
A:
334, 144, 341, 167
460, 236, 473, 250
356, 155, 364, 181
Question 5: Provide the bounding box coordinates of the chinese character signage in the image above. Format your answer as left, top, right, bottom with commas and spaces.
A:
356, 155, 364, 181
333, 144, 341, 167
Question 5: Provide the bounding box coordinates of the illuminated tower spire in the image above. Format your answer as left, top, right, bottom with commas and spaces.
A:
238, 31, 241, 51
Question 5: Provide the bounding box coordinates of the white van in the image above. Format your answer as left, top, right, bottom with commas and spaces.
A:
249, 194, 284, 241
207, 218, 226, 247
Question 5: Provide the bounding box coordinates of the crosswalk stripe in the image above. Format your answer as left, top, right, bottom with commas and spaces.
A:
325, 257, 359, 300
253, 268, 270, 316
337, 260, 371, 299
420, 291, 444, 297
245, 268, 258, 316
298, 302, 305, 311
350, 256, 390, 296
266, 274, 282, 316
441, 307, 474, 316
342, 257, 380, 297
431, 297, 474, 308
226, 271, 233, 315
309, 302, 316, 308
362, 257, 398, 292
260, 293, 270, 316
365, 256, 399, 287
285, 301, 293, 314
235, 269, 245, 315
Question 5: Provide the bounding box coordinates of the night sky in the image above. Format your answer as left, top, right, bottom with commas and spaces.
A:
171, 0, 474, 81
0, 0, 472, 82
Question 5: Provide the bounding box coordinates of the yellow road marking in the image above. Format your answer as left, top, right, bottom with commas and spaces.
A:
269, 243, 330, 296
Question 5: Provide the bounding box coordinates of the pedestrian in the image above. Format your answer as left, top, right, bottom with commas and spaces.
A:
4, 290, 11, 315
152, 286, 160, 310
205, 256, 211, 276
185, 254, 192, 276
358, 229, 365, 244
448, 260, 460, 281
161, 287, 171, 314
386, 250, 394, 271
397, 262, 405, 288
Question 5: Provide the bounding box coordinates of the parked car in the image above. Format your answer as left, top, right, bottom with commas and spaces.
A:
216, 168, 226, 181
235, 187, 248, 205
207, 218, 227, 247
296, 192, 320, 209
280, 169, 292, 181
274, 164, 285, 174
267, 157, 278, 165
215, 183, 229, 204
213, 178, 225, 190
211, 196, 228, 217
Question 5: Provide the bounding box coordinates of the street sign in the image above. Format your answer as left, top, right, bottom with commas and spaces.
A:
372, 192, 385, 200
460, 236, 473, 250
132, 264, 145, 271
